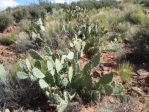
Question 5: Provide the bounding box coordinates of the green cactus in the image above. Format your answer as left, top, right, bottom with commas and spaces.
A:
0, 64, 7, 83
16, 46, 123, 111
32, 67, 45, 79
29, 49, 43, 60
17, 71, 29, 80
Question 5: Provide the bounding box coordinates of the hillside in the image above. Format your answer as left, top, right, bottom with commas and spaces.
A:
0, 0, 149, 111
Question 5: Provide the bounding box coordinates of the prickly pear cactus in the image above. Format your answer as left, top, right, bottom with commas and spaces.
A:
16, 47, 122, 111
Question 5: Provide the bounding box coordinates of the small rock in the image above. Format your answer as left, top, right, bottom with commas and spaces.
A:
139, 97, 145, 104
5, 109, 10, 112
18, 31, 30, 40
26, 109, 34, 112
132, 87, 144, 96
143, 87, 149, 93
145, 76, 149, 86
103, 66, 111, 71
137, 69, 149, 76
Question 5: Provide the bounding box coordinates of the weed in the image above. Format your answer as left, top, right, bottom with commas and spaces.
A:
118, 62, 134, 83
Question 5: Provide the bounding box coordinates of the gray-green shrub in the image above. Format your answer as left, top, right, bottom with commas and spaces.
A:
12, 8, 29, 22
29, 6, 47, 20
126, 6, 147, 24
0, 14, 13, 32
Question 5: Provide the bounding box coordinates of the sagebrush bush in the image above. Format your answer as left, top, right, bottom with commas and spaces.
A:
143, 0, 149, 6
75, 0, 118, 9
133, 23, 149, 57
12, 8, 29, 22
0, 64, 48, 110
42, 3, 52, 13
0, 14, 13, 32
126, 6, 147, 24
29, 6, 47, 19
19, 19, 31, 33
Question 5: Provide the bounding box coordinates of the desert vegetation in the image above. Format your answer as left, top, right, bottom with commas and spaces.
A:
0, 0, 149, 111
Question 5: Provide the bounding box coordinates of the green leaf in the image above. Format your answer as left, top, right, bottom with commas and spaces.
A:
68, 92, 76, 101
0, 64, 7, 82
35, 61, 41, 69
50, 69, 55, 76
46, 91, 50, 97
100, 74, 113, 85
61, 78, 69, 87
74, 64, 80, 74
47, 60, 54, 71
61, 55, 67, 65
67, 51, 74, 60
32, 67, 45, 79
45, 75, 55, 86
103, 85, 113, 96
83, 63, 91, 76
64, 91, 69, 101
25, 59, 31, 71
112, 83, 124, 95
68, 66, 73, 82
29, 50, 43, 60
82, 63, 92, 88
90, 54, 100, 68
17, 72, 29, 79
74, 41, 81, 52
39, 79, 49, 89
52, 53, 60, 61
55, 59, 63, 73
19, 59, 27, 70
57, 100, 68, 112
53, 94, 63, 104
45, 46, 52, 55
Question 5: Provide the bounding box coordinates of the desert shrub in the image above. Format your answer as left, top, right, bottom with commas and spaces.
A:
133, 23, 149, 57
109, 16, 125, 30
126, 6, 147, 24
123, 0, 142, 3
0, 14, 13, 32
75, 0, 118, 9
0, 38, 14, 45
42, 3, 52, 13
116, 22, 129, 33
29, 6, 47, 20
19, 19, 31, 33
0, 64, 48, 110
12, 8, 29, 22
124, 24, 139, 39
91, 14, 109, 29
142, 0, 149, 6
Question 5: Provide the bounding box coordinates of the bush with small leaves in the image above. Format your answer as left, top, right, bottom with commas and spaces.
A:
133, 23, 149, 60
126, 6, 147, 24
12, 8, 29, 22
0, 14, 13, 32
29, 6, 47, 20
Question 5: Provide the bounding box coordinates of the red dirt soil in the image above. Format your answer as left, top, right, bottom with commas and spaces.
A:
0, 45, 17, 66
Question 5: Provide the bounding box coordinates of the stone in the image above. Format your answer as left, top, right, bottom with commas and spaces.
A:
137, 69, 149, 76
5, 109, 10, 112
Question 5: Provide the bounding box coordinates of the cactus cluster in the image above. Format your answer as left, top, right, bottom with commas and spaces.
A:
23, 18, 46, 48
16, 46, 123, 112
63, 6, 106, 57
